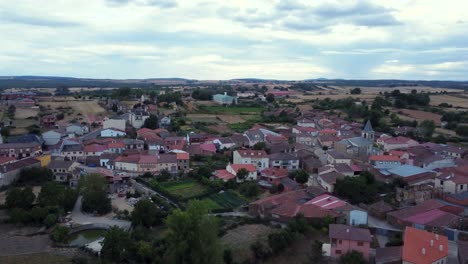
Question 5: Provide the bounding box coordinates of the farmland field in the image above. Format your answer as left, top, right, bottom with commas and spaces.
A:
392, 108, 442, 125
207, 191, 247, 209
200, 198, 223, 210
200, 105, 263, 114
430, 94, 468, 108
14, 108, 39, 119
159, 180, 207, 199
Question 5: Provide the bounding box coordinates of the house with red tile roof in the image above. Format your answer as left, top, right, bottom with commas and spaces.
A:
369, 155, 402, 169
260, 168, 289, 185
329, 224, 372, 261
402, 227, 448, 264
114, 154, 158, 173
387, 199, 463, 231
84, 144, 109, 156
215, 163, 257, 182
435, 166, 468, 194
377, 136, 419, 151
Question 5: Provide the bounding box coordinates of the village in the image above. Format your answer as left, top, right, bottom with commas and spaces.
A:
0, 84, 468, 264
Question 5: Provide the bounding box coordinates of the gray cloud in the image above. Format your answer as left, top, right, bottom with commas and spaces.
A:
0, 11, 82, 27
107, 0, 178, 8
225, 0, 400, 31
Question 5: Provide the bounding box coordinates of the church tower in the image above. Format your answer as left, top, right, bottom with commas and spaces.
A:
362, 120, 374, 141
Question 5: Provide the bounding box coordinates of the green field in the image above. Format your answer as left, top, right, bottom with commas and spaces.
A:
200, 198, 224, 210
160, 180, 208, 199
202, 106, 263, 115
206, 191, 247, 209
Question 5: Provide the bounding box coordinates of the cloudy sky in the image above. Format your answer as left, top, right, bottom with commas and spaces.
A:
1, 0, 468, 80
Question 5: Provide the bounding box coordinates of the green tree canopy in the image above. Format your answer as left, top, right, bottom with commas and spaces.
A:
143, 114, 159, 129
131, 199, 165, 228
236, 168, 249, 181
165, 200, 222, 264
101, 226, 132, 263
38, 182, 78, 212
292, 170, 309, 184
79, 174, 111, 214
5, 187, 35, 209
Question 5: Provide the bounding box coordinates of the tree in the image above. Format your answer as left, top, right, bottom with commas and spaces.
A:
277, 183, 285, 193
51, 225, 70, 243
268, 231, 292, 252
456, 125, 468, 137
350, 88, 361, 94
253, 142, 267, 150
308, 240, 324, 263
101, 226, 132, 263
238, 182, 260, 198
143, 114, 159, 129
334, 173, 377, 204
18, 167, 53, 184
165, 200, 222, 264
159, 169, 171, 181
236, 168, 249, 181
1, 127, 11, 137
339, 250, 368, 264
38, 182, 78, 212
293, 170, 309, 184
131, 199, 165, 228
419, 120, 436, 138
79, 174, 111, 214
5, 187, 35, 209
250, 241, 271, 261
223, 249, 233, 264
266, 93, 275, 103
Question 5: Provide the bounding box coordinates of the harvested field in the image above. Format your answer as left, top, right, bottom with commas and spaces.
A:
393, 109, 442, 125
15, 108, 39, 119
37, 99, 107, 124
430, 94, 468, 108
222, 224, 275, 263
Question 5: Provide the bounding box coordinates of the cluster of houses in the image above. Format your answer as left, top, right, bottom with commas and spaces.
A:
1, 89, 468, 262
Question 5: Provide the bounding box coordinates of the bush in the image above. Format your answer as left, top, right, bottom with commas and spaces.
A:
51, 225, 70, 243
238, 182, 260, 198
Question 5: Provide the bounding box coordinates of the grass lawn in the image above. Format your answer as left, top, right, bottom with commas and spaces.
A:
200, 198, 223, 211
202, 106, 263, 115
160, 180, 208, 199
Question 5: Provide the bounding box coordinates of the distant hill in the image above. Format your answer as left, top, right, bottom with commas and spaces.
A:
0, 76, 467, 89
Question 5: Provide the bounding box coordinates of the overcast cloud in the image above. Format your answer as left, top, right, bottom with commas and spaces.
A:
0, 0, 467, 80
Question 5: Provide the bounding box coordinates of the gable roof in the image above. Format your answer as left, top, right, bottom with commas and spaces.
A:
402, 227, 448, 264
329, 224, 372, 242
230, 163, 256, 173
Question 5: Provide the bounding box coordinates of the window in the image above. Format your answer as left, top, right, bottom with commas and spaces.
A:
335, 250, 342, 255
440, 180, 443, 185
338, 240, 342, 244
461, 185, 464, 190
357, 242, 364, 246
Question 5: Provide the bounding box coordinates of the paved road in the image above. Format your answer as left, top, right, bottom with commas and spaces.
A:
71, 196, 131, 230
131, 179, 180, 208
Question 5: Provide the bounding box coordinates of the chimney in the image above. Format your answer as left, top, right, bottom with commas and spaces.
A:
430, 240, 434, 246
224, 92, 227, 96
346, 229, 349, 233
422, 248, 426, 255
435, 234, 439, 240
439, 245, 444, 251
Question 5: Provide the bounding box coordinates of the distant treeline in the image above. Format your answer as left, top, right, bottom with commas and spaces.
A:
306, 79, 468, 89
